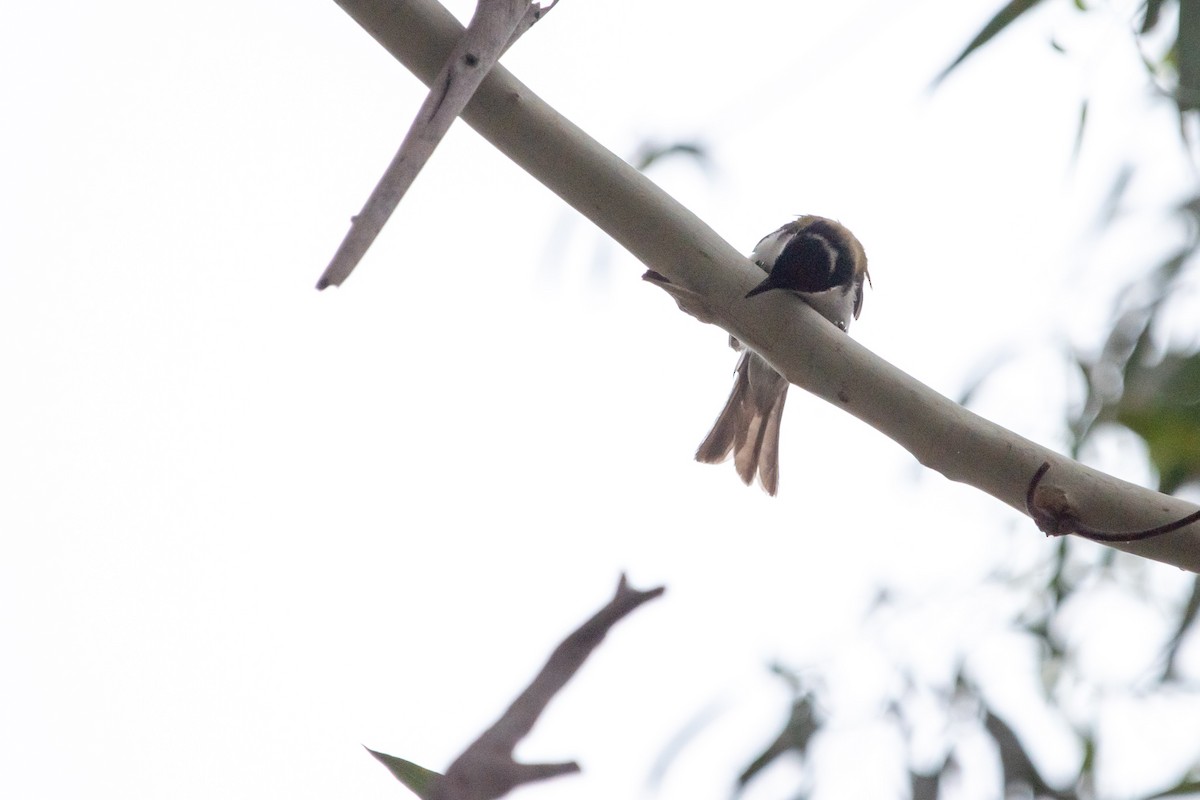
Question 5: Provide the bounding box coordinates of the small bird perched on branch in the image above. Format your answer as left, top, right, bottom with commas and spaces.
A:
696, 216, 870, 495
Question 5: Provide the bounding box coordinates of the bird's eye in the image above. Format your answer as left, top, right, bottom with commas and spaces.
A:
837, 321, 847, 331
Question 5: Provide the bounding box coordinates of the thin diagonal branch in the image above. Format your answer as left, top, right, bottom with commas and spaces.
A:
326, 0, 1200, 573
317, 0, 556, 289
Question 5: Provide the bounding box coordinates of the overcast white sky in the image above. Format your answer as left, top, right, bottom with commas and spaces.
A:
3, 1, 1199, 799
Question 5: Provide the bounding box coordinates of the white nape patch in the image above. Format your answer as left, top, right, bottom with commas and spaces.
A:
813, 234, 839, 278
749, 227, 792, 272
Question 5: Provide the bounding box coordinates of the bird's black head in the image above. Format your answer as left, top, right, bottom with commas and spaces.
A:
745, 219, 858, 298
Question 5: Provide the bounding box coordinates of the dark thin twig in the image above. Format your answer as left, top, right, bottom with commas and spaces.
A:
1025, 461, 1200, 543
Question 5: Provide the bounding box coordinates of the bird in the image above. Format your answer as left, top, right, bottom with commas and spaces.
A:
695, 216, 870, 495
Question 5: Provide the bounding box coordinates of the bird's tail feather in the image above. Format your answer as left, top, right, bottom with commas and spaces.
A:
695, 352, 789, 495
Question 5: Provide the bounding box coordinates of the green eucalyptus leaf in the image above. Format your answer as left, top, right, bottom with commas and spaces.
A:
1147, 778, 1200, 798
737, 693, 819, 788
1178, 0, 1200, 112
366, 748, 443, 799
1141, 0, 1166, 34
934, 0, 1049, 84
1118, 350, 1200, 492
1071, 98, 1090, 164
911, 768, 941, 800
983, 710, 1056, 796
1078, 735, 1096, 779
631, 140, 710, 173
1162, 576, 1200, 681
1119, 406, 1200, 493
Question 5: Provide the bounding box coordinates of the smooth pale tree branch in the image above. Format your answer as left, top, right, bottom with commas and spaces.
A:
327, 0, 1200, 573
316, 0, 557, 289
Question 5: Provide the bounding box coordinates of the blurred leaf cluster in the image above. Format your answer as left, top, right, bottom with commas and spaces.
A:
943, 0, 1200, 502
938, 0, 1198, 120
1070, 193, 1200, 494
737, 557, 1200, 800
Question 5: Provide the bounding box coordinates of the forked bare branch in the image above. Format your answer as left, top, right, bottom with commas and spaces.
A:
369, 575, 665, 800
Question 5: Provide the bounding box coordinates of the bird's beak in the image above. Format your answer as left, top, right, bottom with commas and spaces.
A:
744, 274, 776, 299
